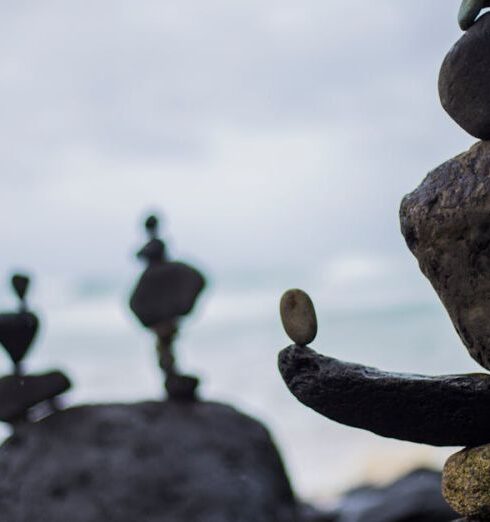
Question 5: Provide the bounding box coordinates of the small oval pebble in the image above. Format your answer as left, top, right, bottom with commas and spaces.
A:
280, 289, 317, 346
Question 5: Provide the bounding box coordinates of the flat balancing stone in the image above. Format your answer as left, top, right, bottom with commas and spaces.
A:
0, 371, 71, 422
0, 312, 39, 364
278, 345, 490, 447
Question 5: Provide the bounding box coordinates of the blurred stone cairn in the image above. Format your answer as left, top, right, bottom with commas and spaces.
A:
0, 274, 70, 426
130, 215, 206, 400
278, 4, 490, 522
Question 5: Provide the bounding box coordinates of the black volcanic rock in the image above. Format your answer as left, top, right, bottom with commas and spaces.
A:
0, 401, 297, 522
130, 261, 205, 327
439, 14, 490, 138
400, 141, 490, 371
0, 371, 71, 422
278, 345, 490, 447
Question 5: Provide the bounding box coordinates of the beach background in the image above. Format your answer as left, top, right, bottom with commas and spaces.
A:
0, 0, 482, 504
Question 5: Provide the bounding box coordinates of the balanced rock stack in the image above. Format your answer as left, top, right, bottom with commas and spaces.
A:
130, 215, 206, 401
277, 4, 490, 521
0, 274, 70, 425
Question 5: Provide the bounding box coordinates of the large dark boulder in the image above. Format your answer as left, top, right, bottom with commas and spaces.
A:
400, 141, 490, 371
0, 401, 297, 522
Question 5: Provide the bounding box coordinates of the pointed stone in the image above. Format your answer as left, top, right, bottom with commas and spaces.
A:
11, 274, 30, 302
0, 312, 39, 364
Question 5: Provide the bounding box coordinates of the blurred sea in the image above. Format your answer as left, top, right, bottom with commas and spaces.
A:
0, 267, 483, 504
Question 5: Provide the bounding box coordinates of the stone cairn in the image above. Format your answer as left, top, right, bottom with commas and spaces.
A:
0, 274, 70, 426
278, 4, 490, 521
130, 215, 206, 401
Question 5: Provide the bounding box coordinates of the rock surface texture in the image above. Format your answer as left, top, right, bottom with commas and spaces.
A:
0, 401, 297, 522
442, 444, 490, 520
400, 141, 490, 371
278, 345, 490, 446
439, 14, 490, 139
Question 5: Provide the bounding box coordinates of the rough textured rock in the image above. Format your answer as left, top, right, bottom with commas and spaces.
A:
0, 312, 39, 364
0, 371, 71, 422
278, 345, 490, 446
280, 290, 318, 347
327, 469, 457, 522
400, 141, 490, 371
0, 400, 297, 522
439, 14, 490, 138
442, 445, 490, 520
130, 261, 205, 327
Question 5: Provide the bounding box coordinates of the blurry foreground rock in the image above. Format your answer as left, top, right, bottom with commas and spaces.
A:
323, 469, 457, 522
0, 401, 298, 522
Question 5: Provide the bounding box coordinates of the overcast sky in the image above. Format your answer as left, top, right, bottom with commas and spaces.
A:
0, 1, 472, 297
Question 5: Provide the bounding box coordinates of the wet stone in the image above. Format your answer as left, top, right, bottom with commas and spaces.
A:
280, 289, 317, 346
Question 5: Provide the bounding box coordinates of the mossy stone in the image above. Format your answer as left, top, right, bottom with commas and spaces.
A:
442, 444, 490, 520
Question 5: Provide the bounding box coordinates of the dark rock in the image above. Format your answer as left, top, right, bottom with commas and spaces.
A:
130, 261, 206, 327
400, 141, 490, 371
327, 469, 457, 522
0, 312, 39, 364
165, 374, 199, 401
0, 401, 297, 522
0, 371, 71, 422
278, 345, 490, 446
280, 289, 318, 347
11, 274, 29, 302
137, 238, 166, 263
458, 0, 490, 31
145, 214, 159, 236
439, 14, 490, 139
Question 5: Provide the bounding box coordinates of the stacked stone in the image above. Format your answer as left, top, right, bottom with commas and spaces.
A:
129, 215, 206, 401
277, 4, 490, 521
0, 274, 70, 425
